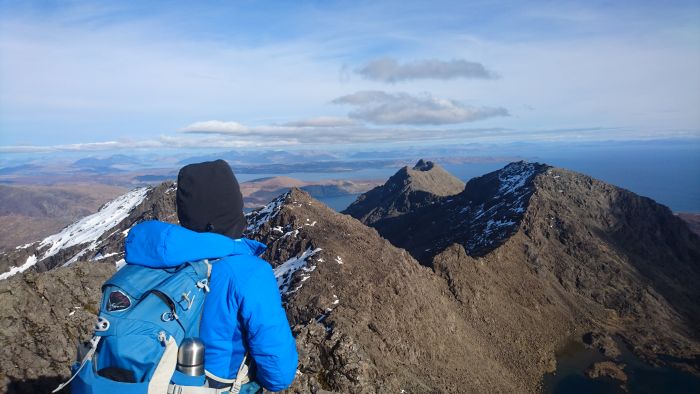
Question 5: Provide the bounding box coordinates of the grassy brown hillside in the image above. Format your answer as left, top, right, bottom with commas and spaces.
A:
241, 176, 380, 208
678, 212, 700, 236
0, 184, 126, 251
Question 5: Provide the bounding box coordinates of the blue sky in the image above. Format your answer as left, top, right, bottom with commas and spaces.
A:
1, 0, 699, 154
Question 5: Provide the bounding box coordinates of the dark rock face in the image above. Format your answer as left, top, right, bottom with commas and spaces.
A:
412, 158, 434, 171
0, 261, 115, 393
420, 164, 700, 370
583, 332, 621, 358
345, 161, 700, 385
585, 361, 628, 384
343, 159, 464, 226
519, 167, 700, 362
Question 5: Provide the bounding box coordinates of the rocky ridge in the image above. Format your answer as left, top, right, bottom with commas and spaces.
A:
247, 189, 547, 393
351, 160, 700, 375
361, 160, 548, 263
0, 161, 699, 393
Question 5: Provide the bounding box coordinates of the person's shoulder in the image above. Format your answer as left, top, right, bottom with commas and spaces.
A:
213, 254, 273, 278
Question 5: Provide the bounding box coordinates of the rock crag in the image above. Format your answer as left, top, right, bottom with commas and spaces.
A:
343, 159, 464, 225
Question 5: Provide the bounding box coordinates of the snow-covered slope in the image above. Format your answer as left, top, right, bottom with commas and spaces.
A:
38, 188, 149, 262
0, 185, 169, 280
461, 161, 542, 253
0, 255, 37, 281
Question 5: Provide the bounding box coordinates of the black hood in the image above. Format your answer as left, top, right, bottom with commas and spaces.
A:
176, 159, 247, 239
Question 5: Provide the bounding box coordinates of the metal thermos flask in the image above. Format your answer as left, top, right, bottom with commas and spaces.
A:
177, 338, 205, 376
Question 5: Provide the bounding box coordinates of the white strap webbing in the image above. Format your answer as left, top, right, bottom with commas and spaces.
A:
167, 384, 230, 394
52, 336, 102, 393
229, 353, 249, 394
172, 352, 250, 394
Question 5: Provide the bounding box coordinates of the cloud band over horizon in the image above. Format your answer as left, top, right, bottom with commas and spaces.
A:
356, 57, 498, 82
3, 125, 699, 154
332, 91, 509, 125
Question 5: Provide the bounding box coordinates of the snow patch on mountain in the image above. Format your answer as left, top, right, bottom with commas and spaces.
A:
463, 162, 539, 254
0, 255, 37, 280
0, 187, 149, 281
274, 247, 322, 295
246, 192, 288, 234
38, 187, 149, 260
498, 162, 537, 196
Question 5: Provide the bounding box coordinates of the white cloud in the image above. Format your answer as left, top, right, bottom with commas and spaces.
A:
180, 121, 250, 133
282, 116, 356, 128
181, 118, 512, 144
356, 57, 497, 82
0, 135, 297, 153
332, 91, 508, 125
0, 140, 171, 153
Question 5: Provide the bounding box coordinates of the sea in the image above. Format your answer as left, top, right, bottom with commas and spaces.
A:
237, 139, 700, 213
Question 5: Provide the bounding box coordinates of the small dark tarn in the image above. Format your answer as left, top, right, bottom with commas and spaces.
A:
542, 337, 700, 394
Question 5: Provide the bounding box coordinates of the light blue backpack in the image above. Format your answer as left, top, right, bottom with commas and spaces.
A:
53, 259, 245, 394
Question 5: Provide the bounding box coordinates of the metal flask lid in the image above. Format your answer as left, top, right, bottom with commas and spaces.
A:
177, 337, 205, 376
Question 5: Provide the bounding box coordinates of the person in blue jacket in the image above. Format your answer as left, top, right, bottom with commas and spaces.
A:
173, 159, 297, 391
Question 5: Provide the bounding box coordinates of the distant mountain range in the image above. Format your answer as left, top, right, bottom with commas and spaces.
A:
0, 161, 698, 393
0, 150, 518, 187
0, 177, 380, 252
178, 149, 342, 165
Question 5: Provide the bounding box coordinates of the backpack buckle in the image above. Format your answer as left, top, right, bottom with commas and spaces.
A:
181, 291, 195, 311
95, 317, 110, 332
161, 311, 178, 322
196, 279, 210, 293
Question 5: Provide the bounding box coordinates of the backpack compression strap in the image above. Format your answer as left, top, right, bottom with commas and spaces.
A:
52, 336, 102, 393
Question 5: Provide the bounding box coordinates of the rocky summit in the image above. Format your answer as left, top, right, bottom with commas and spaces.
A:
342, 159, 464, 225
356, 160, 549, 262
0, 161, 698, 393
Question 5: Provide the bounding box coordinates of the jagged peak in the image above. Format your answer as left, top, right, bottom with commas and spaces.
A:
286, 187, 314, 201
404, 161, 464, 195
244, 188, 320, 235
344, 160, 465, 224
412, 159, 434, 171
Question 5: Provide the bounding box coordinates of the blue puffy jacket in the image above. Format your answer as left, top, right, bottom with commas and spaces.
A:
125, 221, 298, 391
